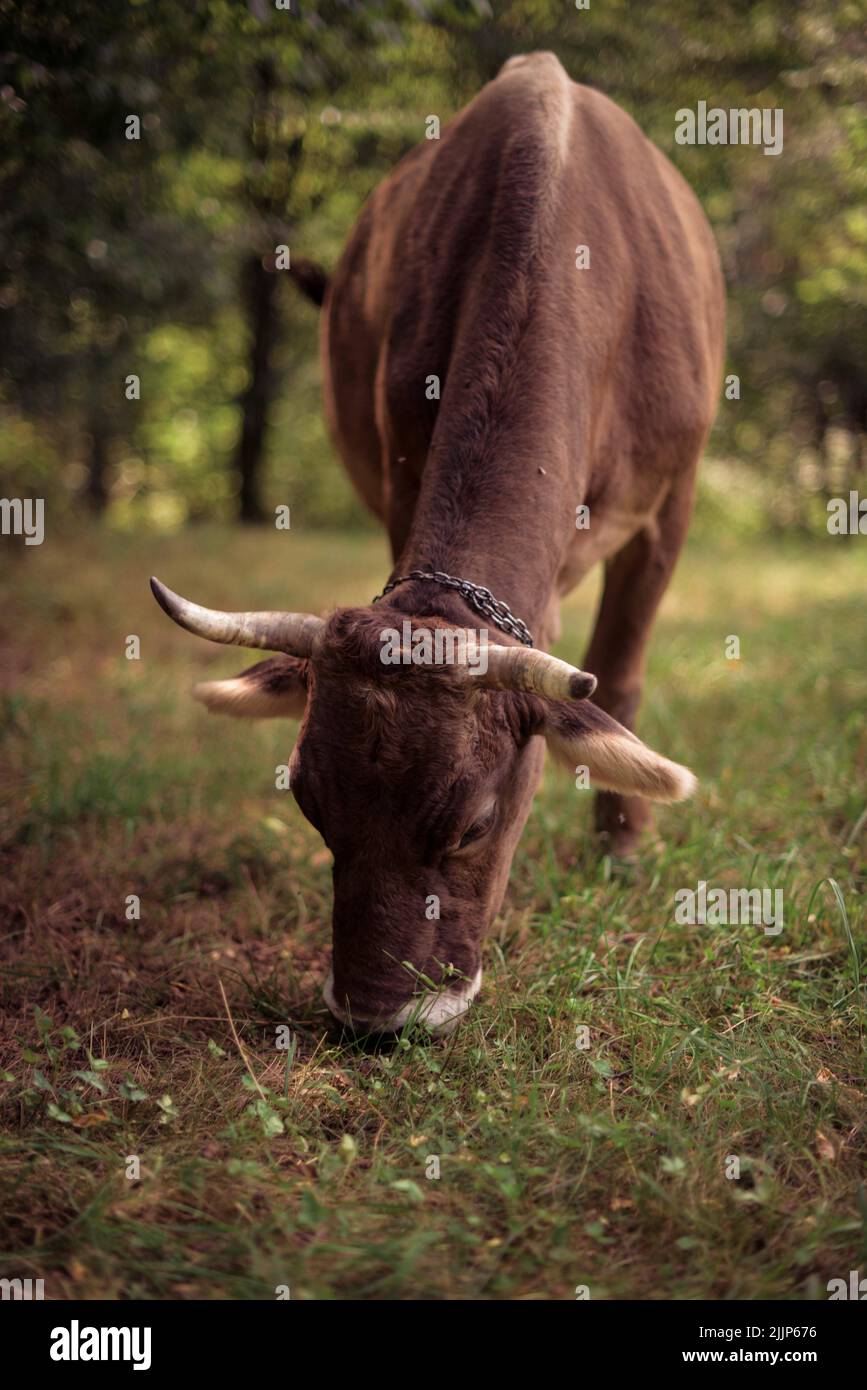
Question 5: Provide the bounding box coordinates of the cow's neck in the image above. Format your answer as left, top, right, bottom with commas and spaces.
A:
389, 406, 574, 641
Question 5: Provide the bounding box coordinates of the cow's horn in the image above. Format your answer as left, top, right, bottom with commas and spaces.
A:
477, 643, 597, 700
150, 578, 325, 656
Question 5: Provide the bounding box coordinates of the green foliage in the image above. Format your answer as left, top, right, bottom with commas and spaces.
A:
1, 0, 865, 526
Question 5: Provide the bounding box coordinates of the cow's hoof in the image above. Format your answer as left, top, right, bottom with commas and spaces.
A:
595, 830, 641, 863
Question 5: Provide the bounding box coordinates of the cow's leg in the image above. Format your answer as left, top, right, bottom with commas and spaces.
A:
582, 474, 696, 857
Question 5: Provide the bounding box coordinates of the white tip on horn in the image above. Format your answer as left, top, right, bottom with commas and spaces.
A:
477, 643, 597, 701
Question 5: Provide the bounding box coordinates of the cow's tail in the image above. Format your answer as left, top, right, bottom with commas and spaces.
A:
288, 257, 329, 308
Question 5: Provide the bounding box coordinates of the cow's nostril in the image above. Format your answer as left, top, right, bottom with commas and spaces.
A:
323, 969, 482, 1036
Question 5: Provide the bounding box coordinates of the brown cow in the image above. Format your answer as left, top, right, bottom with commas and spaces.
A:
152, 53, 725, 1034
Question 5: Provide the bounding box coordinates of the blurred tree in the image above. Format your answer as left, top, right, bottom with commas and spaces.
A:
234, 39, 290, 524
0, 0, 234, 511
230, 0, 412, 522
0, 0, 865, 532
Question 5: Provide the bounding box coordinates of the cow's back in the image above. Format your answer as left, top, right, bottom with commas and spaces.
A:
322, 52, 725, 542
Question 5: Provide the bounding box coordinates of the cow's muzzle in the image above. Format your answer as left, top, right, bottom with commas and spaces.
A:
323, 967, 482, 1037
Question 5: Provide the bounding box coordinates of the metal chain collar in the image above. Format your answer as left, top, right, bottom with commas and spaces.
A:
371, 569, 534, 647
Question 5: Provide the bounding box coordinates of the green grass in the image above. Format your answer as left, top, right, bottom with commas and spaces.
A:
1, 520, 865, 1300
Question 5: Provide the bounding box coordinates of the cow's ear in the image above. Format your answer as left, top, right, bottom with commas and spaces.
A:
194, 656, 309, 720
542, 699, 696, 803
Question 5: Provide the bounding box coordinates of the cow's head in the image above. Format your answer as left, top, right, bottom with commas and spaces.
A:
151, 579, 696, 1034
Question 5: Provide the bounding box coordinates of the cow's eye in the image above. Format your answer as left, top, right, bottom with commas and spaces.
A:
457, 806, 496, 850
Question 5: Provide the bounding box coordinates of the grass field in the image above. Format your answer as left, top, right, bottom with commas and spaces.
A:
1, 520, 865, 1300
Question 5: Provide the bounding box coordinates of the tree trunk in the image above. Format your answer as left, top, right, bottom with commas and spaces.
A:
233, 44, 284, 527
234, 252, 278, 523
